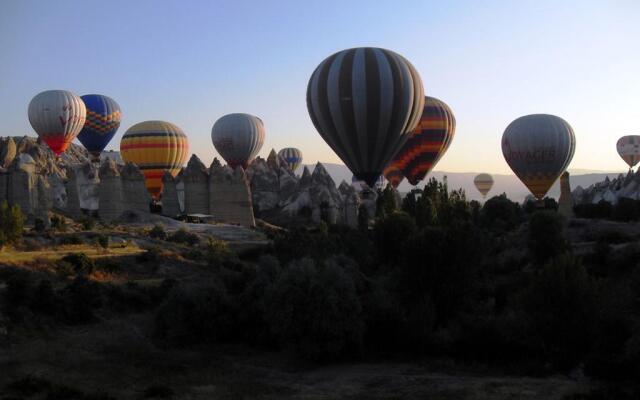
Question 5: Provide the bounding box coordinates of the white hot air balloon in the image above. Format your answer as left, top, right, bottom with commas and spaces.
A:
28, 90, 86, 156
211, 113, 265, 169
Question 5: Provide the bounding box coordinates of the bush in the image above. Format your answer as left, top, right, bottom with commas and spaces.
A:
96, 235, 109, 251
266, 258, 364, 361
480, 194, 522, 232
59, 276, 103, 324
137, 246, 161, 263
373, 212, 416, 264
33, 218, 46, 233
60, 253, 95, 276
613, 197, 640, 222
521, 254, 598, 370
167, 228, 199, 245
81, 216, 96, 230
50, 215, 67, 231
154, 280, 234, 345
59, 234, 84, 245
527, 211, 568, 265
0, 201, 24, 245
148, 224, 167, 240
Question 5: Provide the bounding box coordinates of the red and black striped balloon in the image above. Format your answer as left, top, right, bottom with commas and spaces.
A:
387, 96, 455, 186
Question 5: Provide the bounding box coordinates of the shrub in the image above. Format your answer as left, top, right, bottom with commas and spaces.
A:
59, 234, 84, 245
54, 260, 76, 278
96, 235, 109, 251
167, 228, 199, 245
480, 194, 522, 231
373, 212, 417, 264
59, 276, 103, 324
521, 254, 598, 370
50, 215, 67, 231
33, 218, 46, 233
96, 260, 122, 275
527, 210, 568, 265
148, 224, 167, 240
613, 197, 640, 222
154, 280, 234, 345
81, 216, 96, 230
137, 246, 161, 263
266, 258, 364, 361
61, 253, 95, 276
0, 201, 24, 245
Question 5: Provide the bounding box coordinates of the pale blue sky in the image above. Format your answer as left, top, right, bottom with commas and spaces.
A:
1, 0, 639, 173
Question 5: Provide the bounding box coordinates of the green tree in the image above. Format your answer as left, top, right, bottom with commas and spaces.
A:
528, 210, 568, 264
0, 202, 24, 246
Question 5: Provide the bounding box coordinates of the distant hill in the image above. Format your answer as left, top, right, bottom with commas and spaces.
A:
301, 163, 623, 203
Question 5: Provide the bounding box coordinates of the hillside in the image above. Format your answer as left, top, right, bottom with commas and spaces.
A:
305, 163, 623, 202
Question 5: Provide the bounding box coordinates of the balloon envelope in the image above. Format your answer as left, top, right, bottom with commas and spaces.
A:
388, 96, 455, 186
120, 121, 189, 199
278, 147, 303, 171
307, 47, 424, 187
77, 94, 121, 159
383, 164, 404, 189
502, 114, 575, 200
211, 113, 265, 169
474, 173, 494, 198
617, 135, 640, 168
28, 90, 86, 155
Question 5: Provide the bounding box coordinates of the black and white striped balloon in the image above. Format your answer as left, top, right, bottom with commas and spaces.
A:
306, 47, 424, 187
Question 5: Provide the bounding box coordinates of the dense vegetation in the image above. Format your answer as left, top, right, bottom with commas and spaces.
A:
2, 180, 640, 393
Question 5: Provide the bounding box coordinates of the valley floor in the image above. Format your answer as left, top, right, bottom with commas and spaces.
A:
0, 315, 590, 400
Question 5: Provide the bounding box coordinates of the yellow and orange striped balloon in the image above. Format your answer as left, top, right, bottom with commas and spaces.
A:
120, 121, 189, 199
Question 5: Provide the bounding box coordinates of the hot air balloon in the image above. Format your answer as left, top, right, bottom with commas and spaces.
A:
28, 90, 86, 156
387, 96, 455, 186
278, 147, 303, 171
474, 173, 494, 198
307, 47, 424, 188
120, 121, 189, 199
77, 94, 122, 161
502, 114, 575, 200
211, 113, 265, 169
383, 164, 404, 189
616, 135, 640, 170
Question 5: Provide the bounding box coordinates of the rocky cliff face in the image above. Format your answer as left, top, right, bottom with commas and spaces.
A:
572, 171, 640, 205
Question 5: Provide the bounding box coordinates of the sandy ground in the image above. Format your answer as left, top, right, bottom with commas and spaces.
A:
0, 315, 591, 400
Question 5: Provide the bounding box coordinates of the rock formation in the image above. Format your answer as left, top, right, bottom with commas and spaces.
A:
209, 161, 255, 227
8, 154, 38, 216
161, 172, 181, 217
121, 162, 151, 213
65, 167, 82, 218
573, 170, 640, 205
0, 137, 16, 168
183, 155, 209, 215
558, 171, 574, 218
98, 159, 123, 222
281, 163, 344, 224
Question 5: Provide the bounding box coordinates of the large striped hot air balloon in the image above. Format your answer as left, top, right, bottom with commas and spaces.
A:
474, 173, 494, 198
277, 147, 303, 171
77, 94, 121, 160
307, 47, 424, 187
616, 135, 640, 169
388, 96, 455, 186
211, 113, 265, 169
28, 90, 86, 156
120, 121, 189, 199
502, 114, 575, 200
